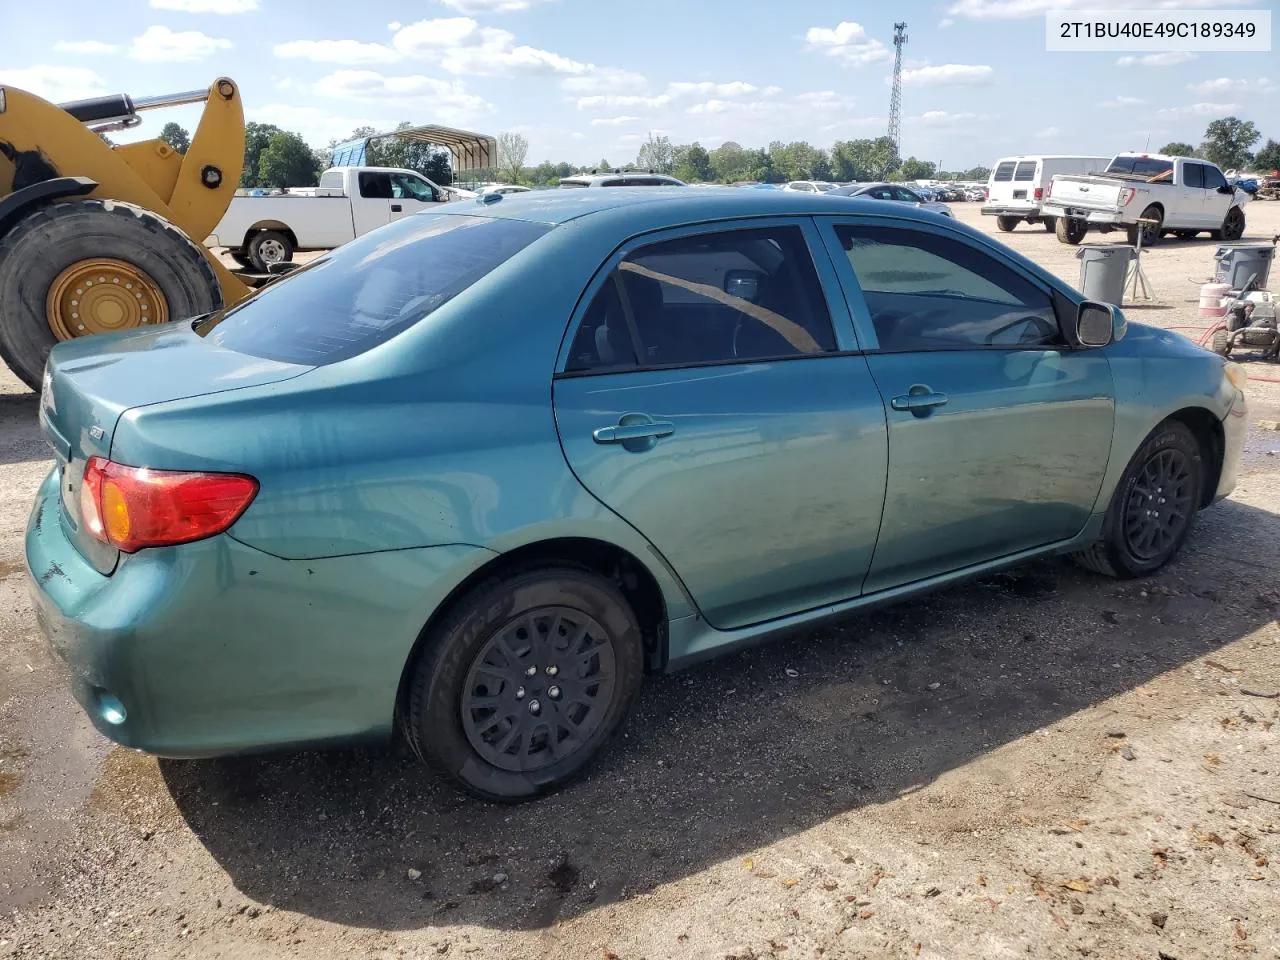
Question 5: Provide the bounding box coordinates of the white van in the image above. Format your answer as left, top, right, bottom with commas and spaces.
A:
983, 155, 1110, 233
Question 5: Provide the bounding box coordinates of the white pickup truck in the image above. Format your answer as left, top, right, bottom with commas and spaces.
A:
1041, 153, 1251, 247
205, 166, 461, 271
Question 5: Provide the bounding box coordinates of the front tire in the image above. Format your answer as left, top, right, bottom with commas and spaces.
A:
1215, 206, 1246, 242
996, 216, 1020, 233
1073, 419, 1204, 579
404, 567, 644, 801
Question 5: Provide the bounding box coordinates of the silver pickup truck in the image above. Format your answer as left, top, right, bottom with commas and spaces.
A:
1041, 153, 1251, 247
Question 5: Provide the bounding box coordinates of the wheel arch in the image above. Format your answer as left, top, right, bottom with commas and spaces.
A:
0, 176, 96, 238
393, 535, 673, 732
1168, 405, 1225, 507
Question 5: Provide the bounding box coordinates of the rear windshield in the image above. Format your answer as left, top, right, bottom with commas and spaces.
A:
993, 162, 1016, 182
1013, 161, 1037, 181
194, 214, 549, 365
1105, 156, 1175, 180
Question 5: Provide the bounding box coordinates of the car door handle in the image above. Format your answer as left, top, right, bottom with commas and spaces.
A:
592, 420, 675, 443
391, 203, 402, 212
890, 391, 949, 412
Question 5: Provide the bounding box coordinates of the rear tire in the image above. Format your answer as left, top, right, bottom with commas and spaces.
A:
1072, 419, 1203, 579
996, 216, 1020, 233
1056, 216, 1088, 245
0, 199, 220, 391
1127, 206, 1163, 247
404, 566, 644, 802
1042, 216, 1057, 233
246, 230, 293, 273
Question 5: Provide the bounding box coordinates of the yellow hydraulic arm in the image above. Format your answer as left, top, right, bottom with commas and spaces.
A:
0, 77, 251, 304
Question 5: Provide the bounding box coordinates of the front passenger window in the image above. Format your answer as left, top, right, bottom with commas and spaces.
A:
837, 225, 1063, 350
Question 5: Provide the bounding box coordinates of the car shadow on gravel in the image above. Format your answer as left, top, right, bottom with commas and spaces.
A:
160, 496, 1280, 932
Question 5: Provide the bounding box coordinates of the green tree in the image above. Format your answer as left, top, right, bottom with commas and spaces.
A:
829, 138, 897, 182
1253, 139, 1280, 172
241, 122, 283, 187
636, 133, 674, 174
496, 131, 529, 184
898, 157, 937, 180
257, 131, 320, 188
1199, 117, 1261, 171
158, 122, 190, 155
672, 142, 714, 183
1159, 141, 1196, 157
961, 165, 991, 180
710, 141, 750, 182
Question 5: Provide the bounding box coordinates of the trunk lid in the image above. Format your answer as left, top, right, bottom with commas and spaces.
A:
39, 321, 311, 572
1048, 175, 1126, 212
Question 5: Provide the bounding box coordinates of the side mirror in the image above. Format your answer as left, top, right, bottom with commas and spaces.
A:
724, 269, 761, 302
1218, 184, 1235, 195
1076, 300, 1117, 347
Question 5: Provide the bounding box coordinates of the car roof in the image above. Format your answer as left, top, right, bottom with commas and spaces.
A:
437, 186, 951, 226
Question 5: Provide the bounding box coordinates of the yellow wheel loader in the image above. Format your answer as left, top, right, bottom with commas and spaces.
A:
0, 78, 252, 390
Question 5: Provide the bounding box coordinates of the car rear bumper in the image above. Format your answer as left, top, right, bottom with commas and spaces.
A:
25, 466, 492, 758
982, 204, 1043, 217
1041, 203, 1125, 226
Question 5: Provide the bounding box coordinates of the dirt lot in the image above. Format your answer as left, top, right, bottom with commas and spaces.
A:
2, 201, 1279, 960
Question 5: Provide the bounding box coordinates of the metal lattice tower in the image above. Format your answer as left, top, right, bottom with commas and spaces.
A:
888, 22, 908, 164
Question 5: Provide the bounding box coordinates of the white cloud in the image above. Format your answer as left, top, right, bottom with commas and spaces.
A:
577, 93, 673, 110
819, 115, 887, 133
667, 81, 762, 98
590, 115, 641, 126
274, 39, 400, 64
948, 0, 1253, 18
390, 18, 588, 76
1035, 126, 1061, 138
311, 70, 492, 122
805, 21, 891, 65
387, 21, 402, 30
249, 104, 384, 148
1156, 101, 1241, 119
54, 40, 121, 54
129, 25, 233, 61
149, 0, 258, 11
794, 90, 857, 110
912, 110, 990, 125
1187, 76, 1277, 95
436, 0, 550, 10
1100, 95, 1146, 107
1117, 51, 1197, 66
0, 65, 104, 102
939, 17, 956, 27
900, 63, 994, 86
561, 68, 647, 93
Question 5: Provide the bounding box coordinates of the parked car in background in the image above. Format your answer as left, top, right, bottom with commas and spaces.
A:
965, 186, 988, 202
480, 184, 532, 196
206, 166, 459, 272
34, 188, 1245, 802
1042, 153, 1252, 246
829, 182, 953, 217
559, 173, 686, 187
983, 155, 1110, 234
782, 181, 837, 193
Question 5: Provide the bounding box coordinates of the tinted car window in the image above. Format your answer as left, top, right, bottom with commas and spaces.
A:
358, 172, 392, 199
892, 187, 921, 202
390, 173, 436, 201
993, 162, 1015, 182
195, 214, 550, 365
566, 226, 836, 371
1013, 161, 1037, 182
836, 225, 1062, 351
1105, 156, 1174, 179
1202, 164, 1228, 190
1182, 163, 1205, 188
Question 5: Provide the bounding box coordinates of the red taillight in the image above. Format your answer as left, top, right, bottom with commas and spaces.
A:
1034, 186, 1044, 201
80, 457, 258, 554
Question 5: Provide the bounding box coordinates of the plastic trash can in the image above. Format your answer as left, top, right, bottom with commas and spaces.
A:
1076, 245, 1136, 305
1214, 242, 1275, 292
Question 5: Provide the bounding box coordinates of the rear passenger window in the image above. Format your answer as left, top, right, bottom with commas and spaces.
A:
993, 162, 1015, 182
565, 226, 837, 371
1013, 162, 1036, 182
836, 224, 1062, 351
1183, 163, 1204, 188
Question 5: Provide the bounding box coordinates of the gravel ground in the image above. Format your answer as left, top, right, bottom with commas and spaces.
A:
1, 200, 1279, 960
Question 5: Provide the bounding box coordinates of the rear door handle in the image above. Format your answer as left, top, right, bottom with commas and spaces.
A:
593, 420, 675, 443
890, 391, 949, 412
390, 203, 402, 212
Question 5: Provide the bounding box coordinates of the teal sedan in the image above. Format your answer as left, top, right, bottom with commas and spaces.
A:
27, 188, 1247, 801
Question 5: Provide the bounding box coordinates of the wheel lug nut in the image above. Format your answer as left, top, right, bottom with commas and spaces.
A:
515, 686, 525, 699
525, 666, 537, 677
546, 665, 558, 676
548, 685, 561, 699
528, 699, 541, 715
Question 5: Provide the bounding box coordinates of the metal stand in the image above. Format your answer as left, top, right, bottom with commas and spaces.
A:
1125, 218, 1156, 303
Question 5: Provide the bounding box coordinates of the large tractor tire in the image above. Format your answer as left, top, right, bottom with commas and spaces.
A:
0, 199, 220, 391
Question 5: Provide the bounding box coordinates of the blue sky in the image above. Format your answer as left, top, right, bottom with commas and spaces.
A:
1, 0, 1275, 170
